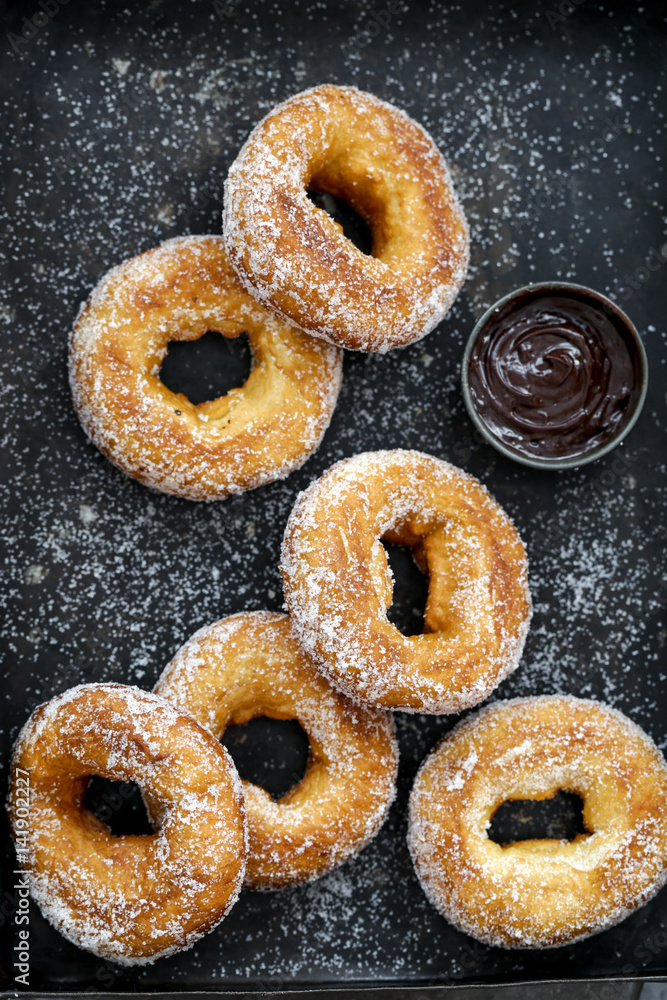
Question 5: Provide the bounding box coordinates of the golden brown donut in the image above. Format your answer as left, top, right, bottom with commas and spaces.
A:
281, 449, 531, 714
153, 612, 398, 889
6, 683, 246, 965
69, 235, 342, 500
408, 696, 667, 948
223, 84, 469, 353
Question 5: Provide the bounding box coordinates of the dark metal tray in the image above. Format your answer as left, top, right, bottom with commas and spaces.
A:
1, 0, 666, 993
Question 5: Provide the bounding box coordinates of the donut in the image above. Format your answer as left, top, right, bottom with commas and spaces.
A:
281, 449, 531, 714
69, 235, 342, 501
153, 612, 398, 889
408, 696, 667, 949
6, 683, 247, 965
223, 84, 469, 353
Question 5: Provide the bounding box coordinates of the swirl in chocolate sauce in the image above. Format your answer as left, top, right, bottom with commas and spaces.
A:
468, 292, 638, 460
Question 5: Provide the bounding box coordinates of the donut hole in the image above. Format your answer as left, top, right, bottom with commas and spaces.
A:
222, 716, 310, 801
488, 790, 588, 846
382, 540, 429, 637
307, 189, 373, 256
159, 330, 252, 405
82, 775, 155, 836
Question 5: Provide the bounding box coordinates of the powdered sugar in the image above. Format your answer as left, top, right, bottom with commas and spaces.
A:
69, 235, 343, 501
8, 683, 247, 965
224, 85, 469, 353
408, 695, 667, 949
282, 449, 532, 713
1, 0, 664, 986
154, 611, 398, 889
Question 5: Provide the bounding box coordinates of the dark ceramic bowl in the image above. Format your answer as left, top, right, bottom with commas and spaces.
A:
460, 281, 649, 470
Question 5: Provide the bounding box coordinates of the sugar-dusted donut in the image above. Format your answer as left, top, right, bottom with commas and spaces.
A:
69, 235, 342, 501
7, 683, 247, 965
408, 696, 667, 949
153, 612, 398, 889
281, 449, 531, 714
223, 84, 469, 353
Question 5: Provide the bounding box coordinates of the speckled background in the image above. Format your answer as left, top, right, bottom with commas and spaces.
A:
1, 0, 666, 992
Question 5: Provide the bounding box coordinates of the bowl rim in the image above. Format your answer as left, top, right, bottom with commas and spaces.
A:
460, 280, 649, 471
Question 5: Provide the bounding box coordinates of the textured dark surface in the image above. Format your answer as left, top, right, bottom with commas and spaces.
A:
1, 0, 666, 992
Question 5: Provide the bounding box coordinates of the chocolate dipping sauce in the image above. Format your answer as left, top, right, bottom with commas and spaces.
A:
467, 289, 641, 461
